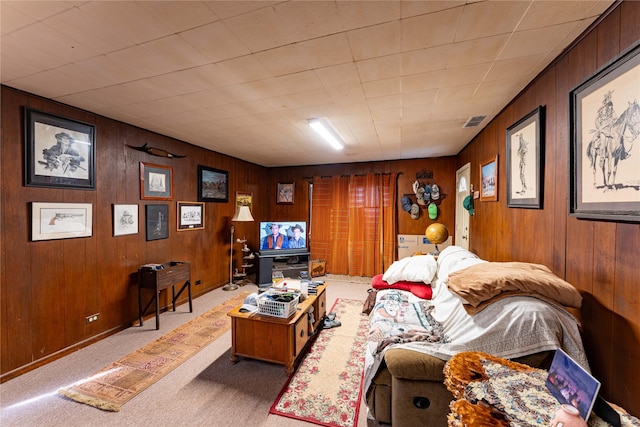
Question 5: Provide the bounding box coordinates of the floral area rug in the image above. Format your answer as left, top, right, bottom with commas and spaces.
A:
269, 298, 368, 427
58, 292, 247, 412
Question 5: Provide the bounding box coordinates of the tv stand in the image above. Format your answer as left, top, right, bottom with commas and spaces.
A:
256, 252, 310, 285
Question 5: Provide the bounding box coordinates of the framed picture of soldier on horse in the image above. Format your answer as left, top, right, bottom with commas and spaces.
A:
570, 42, 640, 222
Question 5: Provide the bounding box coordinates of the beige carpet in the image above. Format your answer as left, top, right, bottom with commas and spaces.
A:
270, 298, 368, 427
58, 292, 247, 411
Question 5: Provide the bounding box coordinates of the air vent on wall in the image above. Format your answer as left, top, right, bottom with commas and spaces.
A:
463, 115, 486, 128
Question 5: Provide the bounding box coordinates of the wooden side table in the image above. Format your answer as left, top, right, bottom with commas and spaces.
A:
138, 261, 192, 330
227, 283, 327, 375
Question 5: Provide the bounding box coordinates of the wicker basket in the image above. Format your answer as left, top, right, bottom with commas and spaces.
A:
257, 289, 300, 318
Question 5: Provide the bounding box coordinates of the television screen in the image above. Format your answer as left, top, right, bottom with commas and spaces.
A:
259, 221, 308, 254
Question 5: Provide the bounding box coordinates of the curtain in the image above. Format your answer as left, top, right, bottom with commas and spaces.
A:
310, 172, 398, 277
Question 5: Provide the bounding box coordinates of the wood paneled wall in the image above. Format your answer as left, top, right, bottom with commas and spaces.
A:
457, 2, 639, 415
265, 158, 457, 239
0, 87, 268, 380
2, 1, 638, 417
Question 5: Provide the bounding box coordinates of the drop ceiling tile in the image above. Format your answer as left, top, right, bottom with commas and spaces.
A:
8, 22, 98, 64
218, 55, 275, 82
315, 63, 361, 88
336, 1, 400, 29
347, 21, 401, 61
326, 84, 367, 105
141, 35, 211, 72
519, 1, 602, 31
455, 1, 530, 42
3, 1, 75, 22
356, 54, 402, 82
362, 77, 402, 99
80, 1, 173, 44
368, 94, 403, 111
255, 33, 353, 76
442, 63, 492, 87
446, 34, 510, 68
1, 3, 35, 34
139, 1, 219, 33
402, 45, 450, 76
203, 1, 277, 20
180, 21, 251, 63
486, 54, 548, 82
147, 64, 242, 96
74, 54, 148, 86
500, 22, 578, 60
400, 1, 465, 18
435, 84, 478, 104
40, 6, 133, 55
401, 7, 462, 51
402, 70, 445, 93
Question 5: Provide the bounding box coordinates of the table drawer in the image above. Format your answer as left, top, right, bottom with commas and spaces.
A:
294, 314, 309, 357
156, 266, 189, 288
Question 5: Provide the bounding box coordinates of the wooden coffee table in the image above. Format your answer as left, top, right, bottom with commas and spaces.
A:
227, 283, 327, 375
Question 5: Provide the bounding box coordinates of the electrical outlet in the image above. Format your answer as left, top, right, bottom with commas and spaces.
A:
195, 279, 201, 285
85, 313, 99, 324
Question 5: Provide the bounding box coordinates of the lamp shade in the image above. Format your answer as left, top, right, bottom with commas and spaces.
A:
232, 205, 254, 222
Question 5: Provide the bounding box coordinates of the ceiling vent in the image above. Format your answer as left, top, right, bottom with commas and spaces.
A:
463, 115, 486, 128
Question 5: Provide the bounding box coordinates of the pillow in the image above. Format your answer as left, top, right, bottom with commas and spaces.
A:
446, 262, 582, 308
371, 274, 433, 300
382, 255, 437, 285
436, 246, 486, 282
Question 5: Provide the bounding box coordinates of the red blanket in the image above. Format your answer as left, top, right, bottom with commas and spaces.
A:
371, 274, 433, 300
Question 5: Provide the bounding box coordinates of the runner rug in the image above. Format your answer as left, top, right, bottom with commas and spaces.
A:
58, 292, 247, 412
270, 298, 368, 427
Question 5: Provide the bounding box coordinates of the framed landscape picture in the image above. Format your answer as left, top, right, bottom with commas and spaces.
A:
236, 191, 253, 208
480, 156, 498, 202
506, 106, 545, 209
24, 108, 96, 190
198, 165, 228, 202
570, 43, 640, 222
32, 202, 93, 241
140, 162, 173, 200
177, 201, 204, 231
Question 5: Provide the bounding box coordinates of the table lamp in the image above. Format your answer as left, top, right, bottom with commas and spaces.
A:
222, 205, 254, 291
425, 223, 449, 256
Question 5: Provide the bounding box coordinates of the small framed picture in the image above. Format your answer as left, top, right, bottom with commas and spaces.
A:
236, 191, 253, 208
277, 182, 294, 204
146, 204, 169, 241
32, 202, 93, 241
24, 108, 96, 190
113, 204, 138, 236
140, 162, 173, 200
480, 156, 498, 202
198, 165, 228, 202
177, 201, 204, 231
506, 106, 545, 209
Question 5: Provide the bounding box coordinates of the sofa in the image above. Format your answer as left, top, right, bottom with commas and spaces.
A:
362, 246, 588, 426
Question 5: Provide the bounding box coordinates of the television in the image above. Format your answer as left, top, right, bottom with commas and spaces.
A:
259, 221, 308, 256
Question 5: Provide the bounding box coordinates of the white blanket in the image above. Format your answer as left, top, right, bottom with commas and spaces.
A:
363, 246, 589, 394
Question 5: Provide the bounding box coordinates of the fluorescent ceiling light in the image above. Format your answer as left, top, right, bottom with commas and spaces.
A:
308, 118, 344, 150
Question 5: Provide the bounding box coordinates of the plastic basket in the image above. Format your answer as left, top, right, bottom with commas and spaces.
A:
257, 289, 300, 318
